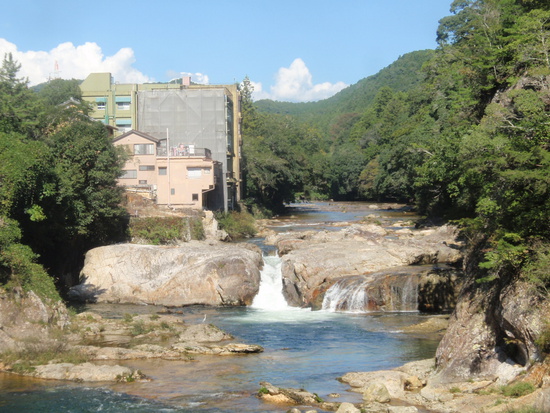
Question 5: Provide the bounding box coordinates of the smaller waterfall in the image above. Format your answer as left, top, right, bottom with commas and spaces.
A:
251, 255, 292, 311
322, 277, 373, 313
322, 272, 420, 313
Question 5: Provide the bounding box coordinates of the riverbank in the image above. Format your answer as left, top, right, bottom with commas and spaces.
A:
0, 202, 547, 412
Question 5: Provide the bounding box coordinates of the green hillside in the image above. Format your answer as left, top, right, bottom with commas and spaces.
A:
255, 49, 434, 131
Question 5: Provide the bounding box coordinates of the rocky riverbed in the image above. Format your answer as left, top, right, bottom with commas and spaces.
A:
1, 203, 548, 412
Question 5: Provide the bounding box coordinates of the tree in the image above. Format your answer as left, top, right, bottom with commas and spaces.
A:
0, 53, 42, 137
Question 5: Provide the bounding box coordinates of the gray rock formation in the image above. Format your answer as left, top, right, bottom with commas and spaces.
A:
68, 241, 263, 306
267, 224, 463, 308
434, 270, 549, 383
33, 362, 144, 382
0, 290, 69, 353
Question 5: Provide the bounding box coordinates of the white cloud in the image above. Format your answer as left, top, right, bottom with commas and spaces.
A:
254, 58, 347, 102
0, 38, 153, 85
181, 71, 210, 85
165, 70, 210, 85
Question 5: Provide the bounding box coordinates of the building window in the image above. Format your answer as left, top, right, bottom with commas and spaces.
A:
97, 102, 105, 110
192, 193, 199, 201
187, 167, 202, 179
203, 168, 211, 174
116, 102, 130, 110
171, 188, 175, 195
134, 144, 154, 155
120, 170, 137, 179
139, 165, 155, 171
138, 180, 147, 184
158, 167, 167, 175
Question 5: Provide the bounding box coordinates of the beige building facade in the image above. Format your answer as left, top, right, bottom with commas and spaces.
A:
80, 73, 241, 211
113, 130, 218, 209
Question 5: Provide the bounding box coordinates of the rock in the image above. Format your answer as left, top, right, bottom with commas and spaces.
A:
404, 375, 423, 390
419, 385, 454, 403
387, 407, 418, 413
394, 359, 435, 381
68, 242, 263, 306
533, 387, 550, 412
362, 382, 391, 403
202, 210, 230, 241
258, 381, 318, 405
0, 290, 70, 354
340, 371, 409, 399
33, 362, 141, 382
275, 225, 463, 307
434, 273, 549, 383
335, 402, 361, 413
76, 344, 188, 361
178, 323, 233, 342
321, 266, 461, 312
286, 409, 302, 413
172, 342, 263, 355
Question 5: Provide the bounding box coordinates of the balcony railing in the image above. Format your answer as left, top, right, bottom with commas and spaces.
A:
156, 146, 211, 159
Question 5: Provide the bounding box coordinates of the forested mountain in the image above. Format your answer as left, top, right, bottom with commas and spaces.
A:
255, 49, 434, 132
241, 0, 550, 296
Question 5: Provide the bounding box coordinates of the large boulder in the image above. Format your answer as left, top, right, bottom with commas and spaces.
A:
69, 242, 263, 306
274, 225, 463, 307
434, 257, 549, 383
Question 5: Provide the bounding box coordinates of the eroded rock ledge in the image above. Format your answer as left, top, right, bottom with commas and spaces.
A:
265, 223, 464, 308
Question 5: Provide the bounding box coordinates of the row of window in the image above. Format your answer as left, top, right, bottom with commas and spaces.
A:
96, 102, 131, 110
120, 167, 210, 179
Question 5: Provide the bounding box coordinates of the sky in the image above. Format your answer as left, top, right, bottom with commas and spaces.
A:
0, 0, 452, 102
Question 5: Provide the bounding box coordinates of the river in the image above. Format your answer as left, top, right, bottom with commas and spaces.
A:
0, 202, 441, 413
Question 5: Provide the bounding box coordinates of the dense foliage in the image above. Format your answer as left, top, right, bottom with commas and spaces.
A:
242, 0, 550, 290
0, 54, 128, 296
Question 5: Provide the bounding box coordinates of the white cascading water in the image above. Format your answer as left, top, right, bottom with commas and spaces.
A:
322, 278, 372, 313
251, 254, 293, 311
322, 274, 420, 313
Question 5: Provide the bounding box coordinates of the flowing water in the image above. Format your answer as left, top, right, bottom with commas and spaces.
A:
0, 202, 440, 412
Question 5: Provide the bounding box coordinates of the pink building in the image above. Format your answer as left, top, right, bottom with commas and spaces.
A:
113, 130, 218, 209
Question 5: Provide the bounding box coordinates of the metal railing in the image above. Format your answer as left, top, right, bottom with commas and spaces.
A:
156, 146, 211, 159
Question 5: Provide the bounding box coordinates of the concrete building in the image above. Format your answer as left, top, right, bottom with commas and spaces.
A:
113, 130, 218, 209
80, 73, 241, 211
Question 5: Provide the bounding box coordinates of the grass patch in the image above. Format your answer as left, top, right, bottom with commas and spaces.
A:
215, 210, 256, 239
2, 342, 89, 374
500, 382, 536, 398
129, 216, 205, 244
449, 386, 462, 394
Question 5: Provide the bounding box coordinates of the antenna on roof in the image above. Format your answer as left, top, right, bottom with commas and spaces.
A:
49, 60, 61, 81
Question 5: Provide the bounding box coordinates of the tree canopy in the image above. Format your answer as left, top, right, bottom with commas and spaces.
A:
0, 57, 128, 296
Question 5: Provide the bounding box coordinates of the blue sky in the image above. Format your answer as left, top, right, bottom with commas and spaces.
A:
1, 0, 452, 102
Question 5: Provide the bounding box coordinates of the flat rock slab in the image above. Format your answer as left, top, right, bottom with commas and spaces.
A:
33, 362, 141, 382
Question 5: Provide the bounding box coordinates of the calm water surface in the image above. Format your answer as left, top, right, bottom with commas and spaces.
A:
0, 202, 438, 413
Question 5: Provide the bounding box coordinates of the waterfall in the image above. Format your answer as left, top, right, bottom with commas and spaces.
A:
322, 272, 420, 313
251, 255, 292, 311
322, 277, 373, 313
